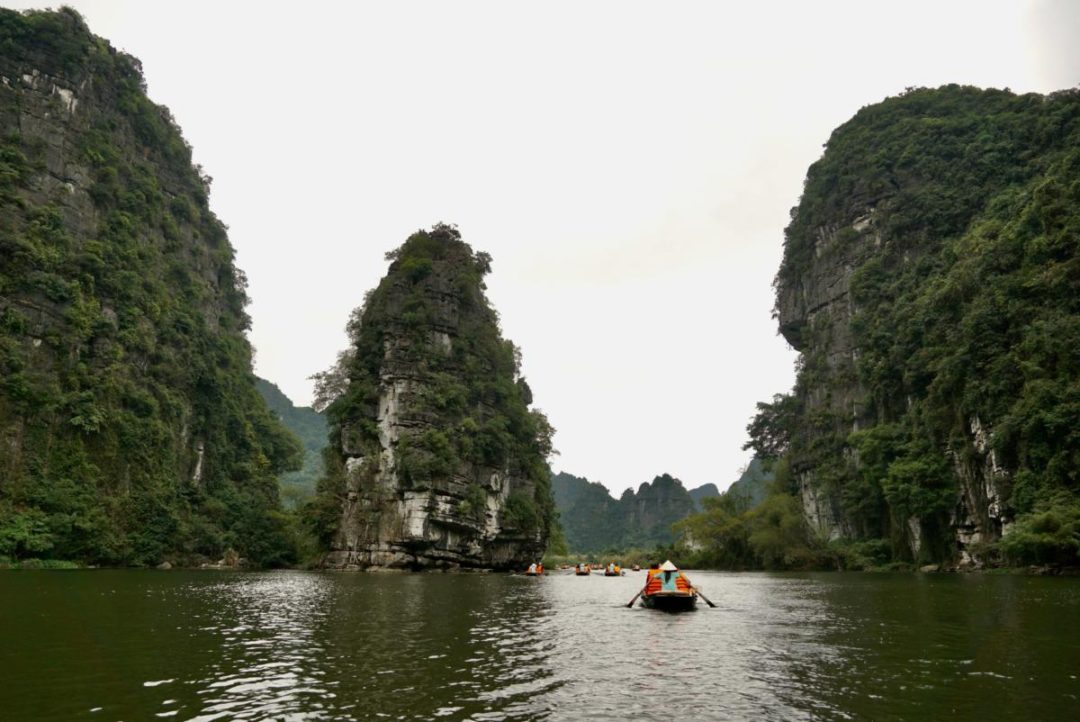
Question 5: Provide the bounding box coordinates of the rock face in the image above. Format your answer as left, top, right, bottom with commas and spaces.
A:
316, 226, 554, 570
0, 9, 299, 566
770, 86, 1080, 565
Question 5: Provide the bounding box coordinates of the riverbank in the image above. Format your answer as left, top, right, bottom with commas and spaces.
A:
0, 558, 81, 570
5, 556, 1077, 576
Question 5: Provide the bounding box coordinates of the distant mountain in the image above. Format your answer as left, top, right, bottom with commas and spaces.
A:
552, 471, 699, 552
551, 472, 623, 552
688, 483, 720, 510
255, 378, 327, 507
725, 458, 773, 510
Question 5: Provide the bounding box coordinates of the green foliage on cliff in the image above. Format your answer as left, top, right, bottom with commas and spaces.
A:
0, 9, 300, 567
998, 493, 1080, 566
752, 85, 1080, 567
311, 225, 556, 549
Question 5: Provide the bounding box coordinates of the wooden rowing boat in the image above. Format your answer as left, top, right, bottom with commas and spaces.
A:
640, 590, 698, 612
638, 560, 697, 611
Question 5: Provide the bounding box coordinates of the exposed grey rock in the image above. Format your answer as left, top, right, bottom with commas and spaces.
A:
320, 229, 549, 571
778, 203, 1012, 560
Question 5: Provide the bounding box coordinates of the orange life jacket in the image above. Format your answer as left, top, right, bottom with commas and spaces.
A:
645, 570, 691, 594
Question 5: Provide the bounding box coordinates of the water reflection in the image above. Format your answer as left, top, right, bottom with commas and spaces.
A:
180, 573, 569, 721
183, 572, 333, 721
1, 570, 1078, 721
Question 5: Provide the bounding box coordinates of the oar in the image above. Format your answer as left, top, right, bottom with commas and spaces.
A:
626, 589, 644, 608
692, 586, 717, 608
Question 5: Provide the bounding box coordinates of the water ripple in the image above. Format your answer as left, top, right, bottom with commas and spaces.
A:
3, 570, 1080, 720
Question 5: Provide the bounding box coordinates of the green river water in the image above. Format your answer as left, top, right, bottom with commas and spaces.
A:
1, 570, 1077, 720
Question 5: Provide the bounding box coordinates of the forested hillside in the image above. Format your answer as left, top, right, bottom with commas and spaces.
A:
0, 9, 300, 567
552, 471, 717, 552
736, 85, 1080, 569
255, 378, 326, 508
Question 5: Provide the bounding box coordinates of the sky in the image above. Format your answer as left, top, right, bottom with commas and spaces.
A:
4, 0, 1077, 495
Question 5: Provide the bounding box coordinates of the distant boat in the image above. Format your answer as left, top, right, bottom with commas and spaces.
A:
631, 564, 641, 572
574, 563, 591, 576
639, 560, 697, 611
603, 563, 622, 576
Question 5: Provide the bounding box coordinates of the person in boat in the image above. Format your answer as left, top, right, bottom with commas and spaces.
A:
644, 562, 661, 593
644, 560, 692, 595
527, 562, 538, 574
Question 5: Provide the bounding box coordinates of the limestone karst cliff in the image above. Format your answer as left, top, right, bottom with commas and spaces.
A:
753, 85, 1080, 567
0, 9, 300, 566
312, 225, 555, 570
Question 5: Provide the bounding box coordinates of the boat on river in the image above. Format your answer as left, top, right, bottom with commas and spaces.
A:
524, 562, 544, 576
641, 589, 698, 611
574, 563, 590, 576
639, 560, 697, 611
603, 562, 623, 576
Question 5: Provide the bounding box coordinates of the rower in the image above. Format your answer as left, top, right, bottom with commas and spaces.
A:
659, 560, 692, 592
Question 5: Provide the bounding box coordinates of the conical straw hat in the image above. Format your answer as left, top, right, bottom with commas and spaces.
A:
659, 560, 678, 571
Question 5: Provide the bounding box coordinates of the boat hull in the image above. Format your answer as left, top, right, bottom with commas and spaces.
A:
640, 592, 697, 612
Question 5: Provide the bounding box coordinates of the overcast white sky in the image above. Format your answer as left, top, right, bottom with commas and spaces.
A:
5, 1, 1077, 494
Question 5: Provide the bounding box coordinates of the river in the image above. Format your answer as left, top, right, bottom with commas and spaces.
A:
1, 570, 1077, 720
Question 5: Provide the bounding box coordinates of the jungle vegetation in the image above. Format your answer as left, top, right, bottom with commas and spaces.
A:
731, 86, 1080, 569
307, 225, 557, 551
0, 9, 301, 568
